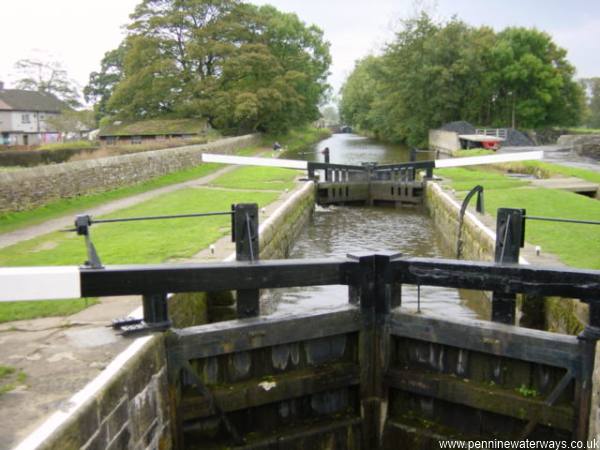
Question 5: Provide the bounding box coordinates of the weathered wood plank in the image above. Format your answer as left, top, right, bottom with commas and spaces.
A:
389, 312, 581, 372
80, 256, 600, 300
386, 368, 573, 431
392, 257, 600, 300
171, 307, 362, 361
181, 363, 359, 420
81, 258, 352, 296
383, 419, 457, 450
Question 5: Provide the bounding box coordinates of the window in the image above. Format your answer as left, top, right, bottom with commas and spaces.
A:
21, 114, 30, 124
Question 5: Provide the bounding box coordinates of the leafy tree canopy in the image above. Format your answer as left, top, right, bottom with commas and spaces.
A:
339, 13, 584, 146
84, 43, 128, 121
581, 78, 600, 129
87, 0, 331, 134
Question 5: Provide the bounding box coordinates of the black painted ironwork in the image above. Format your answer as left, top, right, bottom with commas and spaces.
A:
456, 185, 484, 259
81, 255, 600, 301
525, 215, 600, 226
492, 208, 526, 324
232, 203, 260, 318
73, 204, 259, 335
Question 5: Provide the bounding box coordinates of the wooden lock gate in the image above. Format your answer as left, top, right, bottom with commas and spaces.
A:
77, 250, 600, 449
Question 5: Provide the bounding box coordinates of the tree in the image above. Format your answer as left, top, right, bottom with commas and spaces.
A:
490, 28, 583, 129
582, 78, 600, 129
320, 105, 339, 125
339, 13, 583, 146
14, 59, 81, 108
339, 56, 379, 133
84, 44, 127, 121
98, 0, 330, 134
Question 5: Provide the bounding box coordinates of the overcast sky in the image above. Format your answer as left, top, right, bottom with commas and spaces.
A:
1, 0, 598, 103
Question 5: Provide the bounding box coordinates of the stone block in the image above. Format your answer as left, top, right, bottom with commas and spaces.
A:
125, 336, 167, 400
80, 422, 108, 450
39, 399, 100, 450
104, 396, 130, 441
97, 370, 129, 421
106, 424, 132, 450
129, 380, 160, 443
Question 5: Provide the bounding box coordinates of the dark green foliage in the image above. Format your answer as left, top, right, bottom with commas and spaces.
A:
340, 13, 584, 146
84, 43, 127, 122
88, 0, 330, 134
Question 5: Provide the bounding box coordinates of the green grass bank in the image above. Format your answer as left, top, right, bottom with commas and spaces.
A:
438, 164, 600, 270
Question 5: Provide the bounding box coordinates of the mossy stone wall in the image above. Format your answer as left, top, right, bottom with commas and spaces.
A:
0, 134, 260, 213
37, 336, 171, 450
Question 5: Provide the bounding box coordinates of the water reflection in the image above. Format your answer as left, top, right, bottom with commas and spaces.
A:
284, 133, 433, 166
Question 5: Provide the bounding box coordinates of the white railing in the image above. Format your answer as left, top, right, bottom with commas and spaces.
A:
476, 128, 508, 140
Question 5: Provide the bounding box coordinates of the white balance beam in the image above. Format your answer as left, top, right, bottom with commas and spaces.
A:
0, 266, 81, 301
204, 151, 543, 171
434, 151, 544, 168
202, 153, 308, 170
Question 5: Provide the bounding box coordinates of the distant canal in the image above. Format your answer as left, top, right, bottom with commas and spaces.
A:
264, 134, 480, 320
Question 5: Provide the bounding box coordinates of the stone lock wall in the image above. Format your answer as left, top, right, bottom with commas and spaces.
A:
19, 335, 171, 450
0, 134, 261, 213
424, 181, 495, 262
258, 181, 315, 260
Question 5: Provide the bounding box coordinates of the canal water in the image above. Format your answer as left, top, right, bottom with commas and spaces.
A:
263, 134, 480, 320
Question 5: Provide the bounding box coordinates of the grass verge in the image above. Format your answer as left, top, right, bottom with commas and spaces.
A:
0, 299, 98, 324
37, 140, 97, 151
264, 126, 332, 153
500, 160, 600, 185
210, 166, 300, 191
0, 365, 26, 396
453, 149, 494, 157
438, 165, 600, 269
437, 167, 528, 191
483, 187, 600, 269
0, 163, 221, 235
0, 188, 279, 266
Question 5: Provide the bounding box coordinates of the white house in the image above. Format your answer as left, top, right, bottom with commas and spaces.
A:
0, 81, 68, 146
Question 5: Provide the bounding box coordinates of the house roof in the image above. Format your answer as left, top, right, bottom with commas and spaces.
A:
99, 118, 208, 137
0, 89, 67, 112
